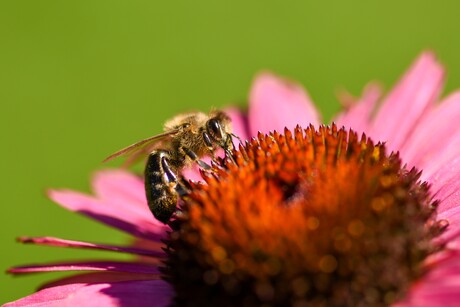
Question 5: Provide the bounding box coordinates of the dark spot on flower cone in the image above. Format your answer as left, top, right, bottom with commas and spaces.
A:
163, 124, 446, 307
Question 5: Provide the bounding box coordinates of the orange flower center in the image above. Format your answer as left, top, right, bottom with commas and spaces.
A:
163, 124, 446, 306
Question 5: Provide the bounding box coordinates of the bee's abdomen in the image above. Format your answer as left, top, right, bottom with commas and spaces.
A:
145, 150, 178, 224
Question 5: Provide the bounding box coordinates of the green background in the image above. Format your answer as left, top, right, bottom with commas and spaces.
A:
2, 0, 460, 304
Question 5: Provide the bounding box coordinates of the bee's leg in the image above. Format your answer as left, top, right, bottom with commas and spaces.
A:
224, 149, 236, 164
182, 147, 213, 171
202, 131, 218, 160
230, 133, 242, 149
203, 131, 233, 163
175, 178, 190, 197
156, 153, 190, 197
220, 134, 237, 164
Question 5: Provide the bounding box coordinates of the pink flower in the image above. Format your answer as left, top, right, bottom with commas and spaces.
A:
5, 52, 460, 306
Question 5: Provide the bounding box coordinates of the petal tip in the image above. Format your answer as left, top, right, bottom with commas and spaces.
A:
46, 188, 69, 203
251, 71, 304, 94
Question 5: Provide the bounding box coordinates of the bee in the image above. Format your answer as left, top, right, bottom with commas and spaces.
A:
104, 110, 239, 224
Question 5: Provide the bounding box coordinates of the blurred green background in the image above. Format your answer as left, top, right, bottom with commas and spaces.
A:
2, 0, 460, 303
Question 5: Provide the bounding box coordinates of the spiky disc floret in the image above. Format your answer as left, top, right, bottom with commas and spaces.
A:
163, 124, 445, 307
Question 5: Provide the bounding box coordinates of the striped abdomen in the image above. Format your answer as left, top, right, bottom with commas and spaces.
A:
144, 150, 179, 223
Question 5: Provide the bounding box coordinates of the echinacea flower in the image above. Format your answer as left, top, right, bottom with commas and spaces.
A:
5, 52, 460, 306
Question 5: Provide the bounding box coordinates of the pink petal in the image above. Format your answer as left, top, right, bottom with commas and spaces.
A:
18, 236, 165, 258
8, 261, 160, 275
4, 280, 172, 307
421, 135, 460, 181
370, 52, 444, 154
48, 189, 168, 241
91, 169, 169, 231
436, 206, 460, 244
446, 240, 460, 253
426, 157, 460, 213
334, 82, 382, 135
225, 107, 250, 143
400, 252, 460, 306
92, 170, 147, 210
400, 92, 460, 171
248, 72, 321, 136
181, 165, 206, 182
422, 157, 460, 246
39, 272, 157, 290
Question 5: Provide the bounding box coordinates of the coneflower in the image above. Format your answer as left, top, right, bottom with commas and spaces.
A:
5, 52, 460, 307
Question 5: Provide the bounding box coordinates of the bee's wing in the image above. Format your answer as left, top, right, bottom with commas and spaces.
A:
102, 129, 179, 163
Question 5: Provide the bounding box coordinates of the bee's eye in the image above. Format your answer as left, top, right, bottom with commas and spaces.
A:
207, 119, 222, 140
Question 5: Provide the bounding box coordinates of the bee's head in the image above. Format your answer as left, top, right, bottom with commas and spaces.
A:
206, 111, 233, 151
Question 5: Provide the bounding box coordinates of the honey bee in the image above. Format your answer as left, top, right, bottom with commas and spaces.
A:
104, 110, 239, 224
